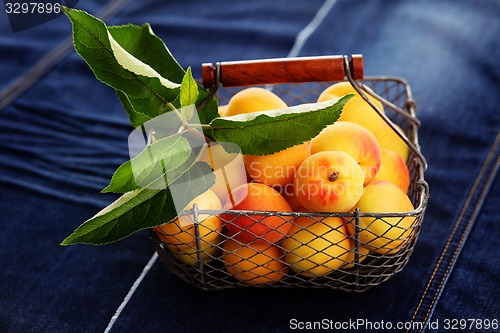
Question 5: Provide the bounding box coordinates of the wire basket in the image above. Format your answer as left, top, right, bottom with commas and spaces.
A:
150, 55, 429, 291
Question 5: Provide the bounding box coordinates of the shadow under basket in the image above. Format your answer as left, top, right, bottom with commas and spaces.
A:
150, 55, 429, 292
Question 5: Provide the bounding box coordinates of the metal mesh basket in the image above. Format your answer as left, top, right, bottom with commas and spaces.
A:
150, 55, 429, 291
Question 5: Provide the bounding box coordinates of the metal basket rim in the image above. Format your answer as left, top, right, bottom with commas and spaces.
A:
152, 72, 430, 291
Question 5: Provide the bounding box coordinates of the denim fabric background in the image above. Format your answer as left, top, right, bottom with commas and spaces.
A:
0, 0, 498, 332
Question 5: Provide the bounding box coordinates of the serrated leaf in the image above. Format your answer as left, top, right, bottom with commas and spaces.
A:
62, 7, 180, 120
60, 161, 215, 245
196, 89, 219, 126
102, 133, 191, 193
180, 66, 218, 125
180, 67, 199, 115
108, 24, 185, 84
209, 94, 353, 155
116, 90, 151, 128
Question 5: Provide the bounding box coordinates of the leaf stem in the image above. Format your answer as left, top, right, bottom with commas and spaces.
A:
168, 102, 183, 119
185, 123, 211, 130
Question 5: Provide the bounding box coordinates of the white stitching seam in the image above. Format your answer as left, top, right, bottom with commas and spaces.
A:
103, 252, 159, 333
287, 0, 338, 58
407, 132, 500, 333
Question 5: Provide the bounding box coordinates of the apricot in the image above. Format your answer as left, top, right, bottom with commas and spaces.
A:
198, 142, 247, 204
347, 181, 416, 254
281, 216, 351, 277
310, 121, 382, 184
372, 149, 410, 193
167, 237, 221, 266
294, 151, 365, 212
224, 87, 287, 117
280, 184, 304, 211
244, 143, 310, 187
221, 183, 292, 244
318, 81, 385, 136
222, 239, 288, 285
374, 122, 409, 161
218, 104, 229, 117
341, 239, 371, 269
154, 189, 223, 248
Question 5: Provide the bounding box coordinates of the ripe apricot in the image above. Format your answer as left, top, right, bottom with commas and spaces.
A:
218, 104, 229, 117
372, 148, 410, 193
318, 81, 385, 136
374, 123, 409, 162
347, 181, 416, 254
222, 239, 288, 285
294, 151, 365, 212
281, 216, 351, 277
167, 237, 221, 266
224, 87, 287, 117
279, 184, 304, 211
154, 189, 223, 248
310, 121, 382, 184
221, 183, 292, 244
244, 143, 310, 187
198, 142, 247, 203
341, 239, 371, 269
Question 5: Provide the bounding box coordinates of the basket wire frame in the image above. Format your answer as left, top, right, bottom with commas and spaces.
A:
150, 64, 429, 291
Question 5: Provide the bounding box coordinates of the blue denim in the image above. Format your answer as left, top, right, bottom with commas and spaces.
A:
0, 0, 498, 332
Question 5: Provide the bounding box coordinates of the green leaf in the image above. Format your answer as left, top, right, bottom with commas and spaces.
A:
108, 24, 185, 84
181, 66, 218, 125
179, 67, 199, 122
196, 88, 219, 126
209, 94, 353, 155
116, 91, 151, 128
62, 7, 180, 120
60, 162, 215, 245
102, 133, 191, 193
180, 67, 199, 110
60, 7, 357, 247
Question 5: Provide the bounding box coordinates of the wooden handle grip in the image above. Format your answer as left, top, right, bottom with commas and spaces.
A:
201, 54, 363, 88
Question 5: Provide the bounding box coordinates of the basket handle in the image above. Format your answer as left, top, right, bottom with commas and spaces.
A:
201, 54, 363, 88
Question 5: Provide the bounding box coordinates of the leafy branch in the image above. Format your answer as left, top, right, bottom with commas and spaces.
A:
60, 7, 350, 246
